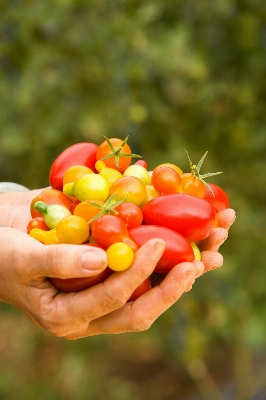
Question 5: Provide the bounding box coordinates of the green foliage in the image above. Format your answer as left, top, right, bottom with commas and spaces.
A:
1, 0, 266, 399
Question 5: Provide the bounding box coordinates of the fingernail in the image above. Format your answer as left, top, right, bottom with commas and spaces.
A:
81, 250, 107, 271
150, 241, 165, 261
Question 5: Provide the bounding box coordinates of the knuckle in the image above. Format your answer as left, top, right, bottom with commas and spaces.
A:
130, 314, 154, 332
45, 246, 67, 277
101, 287, 128, 311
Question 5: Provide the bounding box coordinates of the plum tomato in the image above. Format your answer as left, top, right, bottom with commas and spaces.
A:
115, 201, 143, 228
106, 242, 135, 271
56, 215, 89, 244
49, 142, 98, 191
142, 193, 216, 242
91, 214, 129, 248
151, 166, 182, 195
109, 176, 147, 207
128, 277, 151, 301
129, 225, 195, 273
96, 136, 141, 173
30, 189, 73, 218
204, 183, 229, 212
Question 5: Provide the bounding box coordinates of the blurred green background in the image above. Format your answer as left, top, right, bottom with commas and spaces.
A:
1, 0, 266, 399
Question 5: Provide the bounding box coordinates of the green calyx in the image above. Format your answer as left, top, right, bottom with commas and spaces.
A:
100, 136, 142, 168
185, 150, 223, 196
34, 201, 71, 229
87, 192, 127, 225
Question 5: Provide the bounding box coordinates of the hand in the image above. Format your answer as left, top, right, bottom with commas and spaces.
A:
0, 190, 235, 339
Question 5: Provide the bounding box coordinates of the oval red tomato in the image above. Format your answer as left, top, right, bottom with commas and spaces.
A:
49, 142, 98, 191
204, 183, 229, 212
129, 225, 195, 273
142, 193, 215, 242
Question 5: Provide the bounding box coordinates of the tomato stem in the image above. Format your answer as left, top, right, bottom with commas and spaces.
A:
87, 192, 127, 224
101, 136, 142, 168
184, 150, 223, 196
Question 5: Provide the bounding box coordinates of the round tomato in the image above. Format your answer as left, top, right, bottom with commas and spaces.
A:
204, 183, 229, 212
91, 214, 129, 248
142, 193, 215, 242
27, 217, 49, 234
109, 176, 147, 207
96, 137, 133, 172
129, 225, 195, 273
115, 201, 143, 228
151, 166, 182, 195
180, 173, 206, 198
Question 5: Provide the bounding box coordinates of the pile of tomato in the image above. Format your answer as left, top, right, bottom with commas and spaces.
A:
27, 136, 230, 299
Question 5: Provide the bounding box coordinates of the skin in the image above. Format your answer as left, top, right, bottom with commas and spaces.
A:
0, 189, 236, 339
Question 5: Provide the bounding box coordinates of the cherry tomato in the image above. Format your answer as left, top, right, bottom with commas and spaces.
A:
66, 174, 109, 202
109, 176, 147, 207
63, 165, 94, 186
95, 161, 123, 187
143, 185, 159, 204
69, 199, 80, 214
155, 163, 183, 176
180, 173, 206, 198
30, 189, 73, 218
27, 217, 49, 234
134, 160, 148, 169
142, 193, 216, 242
91, 214, 129, 248
129, 225, 195, 273
123, 165, 151, 185
74, 200, 104, 224
106, 242, 135, 271
56, 215, 89, 244
96, 137, 140, 172
49, 142, 98, 191
151, 166, 182, 195
204, 183, 230, 212
115, 202, 143, 228
128, 277, 151, 301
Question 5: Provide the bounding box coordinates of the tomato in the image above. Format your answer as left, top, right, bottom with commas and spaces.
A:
142, 193, 216, 242
27, 217, 49, 234
151, 166, 182, 195
30, 189, 73, 218
95, 161, 123, 187
63, 165, 94, 186
128, 277, 151, 301
129, 225, 195, 273
204, 183, 229, 212
109, 176, 147, 207
56, 215, 89, 244
74, 200, 104, 224
155, 162, 183, 176
69, 199, 80, 214
134, 160, 148, 169
91, 214, 129, 248
49, 142, 98, 191
64, 174, 109, 202
50, 267, 112, 292
123, 165, 151, 185
115, 201, 143, 228
106, 242, 135, 271
180, 173, 206, 198
96, 136, 141, 173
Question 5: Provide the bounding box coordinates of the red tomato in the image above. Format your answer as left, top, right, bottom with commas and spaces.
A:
49, 142, 98, 191
69, 199, 80, 214
142, 193, 215, 242
134, 160, 148, 169
115, 202, 143, 228
129, 225, 195, 273
96, 138, 133, 172
151, 166, 181, 194
30, 189, 73, 218
204, 183, 230, 212
128, 278, 151, 301
50, 268, 113, 292
27, 217, 49, 234
91, 214, 129, 248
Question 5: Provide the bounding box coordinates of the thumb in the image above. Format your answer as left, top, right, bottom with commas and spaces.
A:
3, 228, 108, 280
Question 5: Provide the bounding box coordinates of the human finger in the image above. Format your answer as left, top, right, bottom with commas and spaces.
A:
198, 227, 228, 252
76, 261, 201, 338
53, 239, 166, 330
200, 250, 223, 272
218, 208, 236, 230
